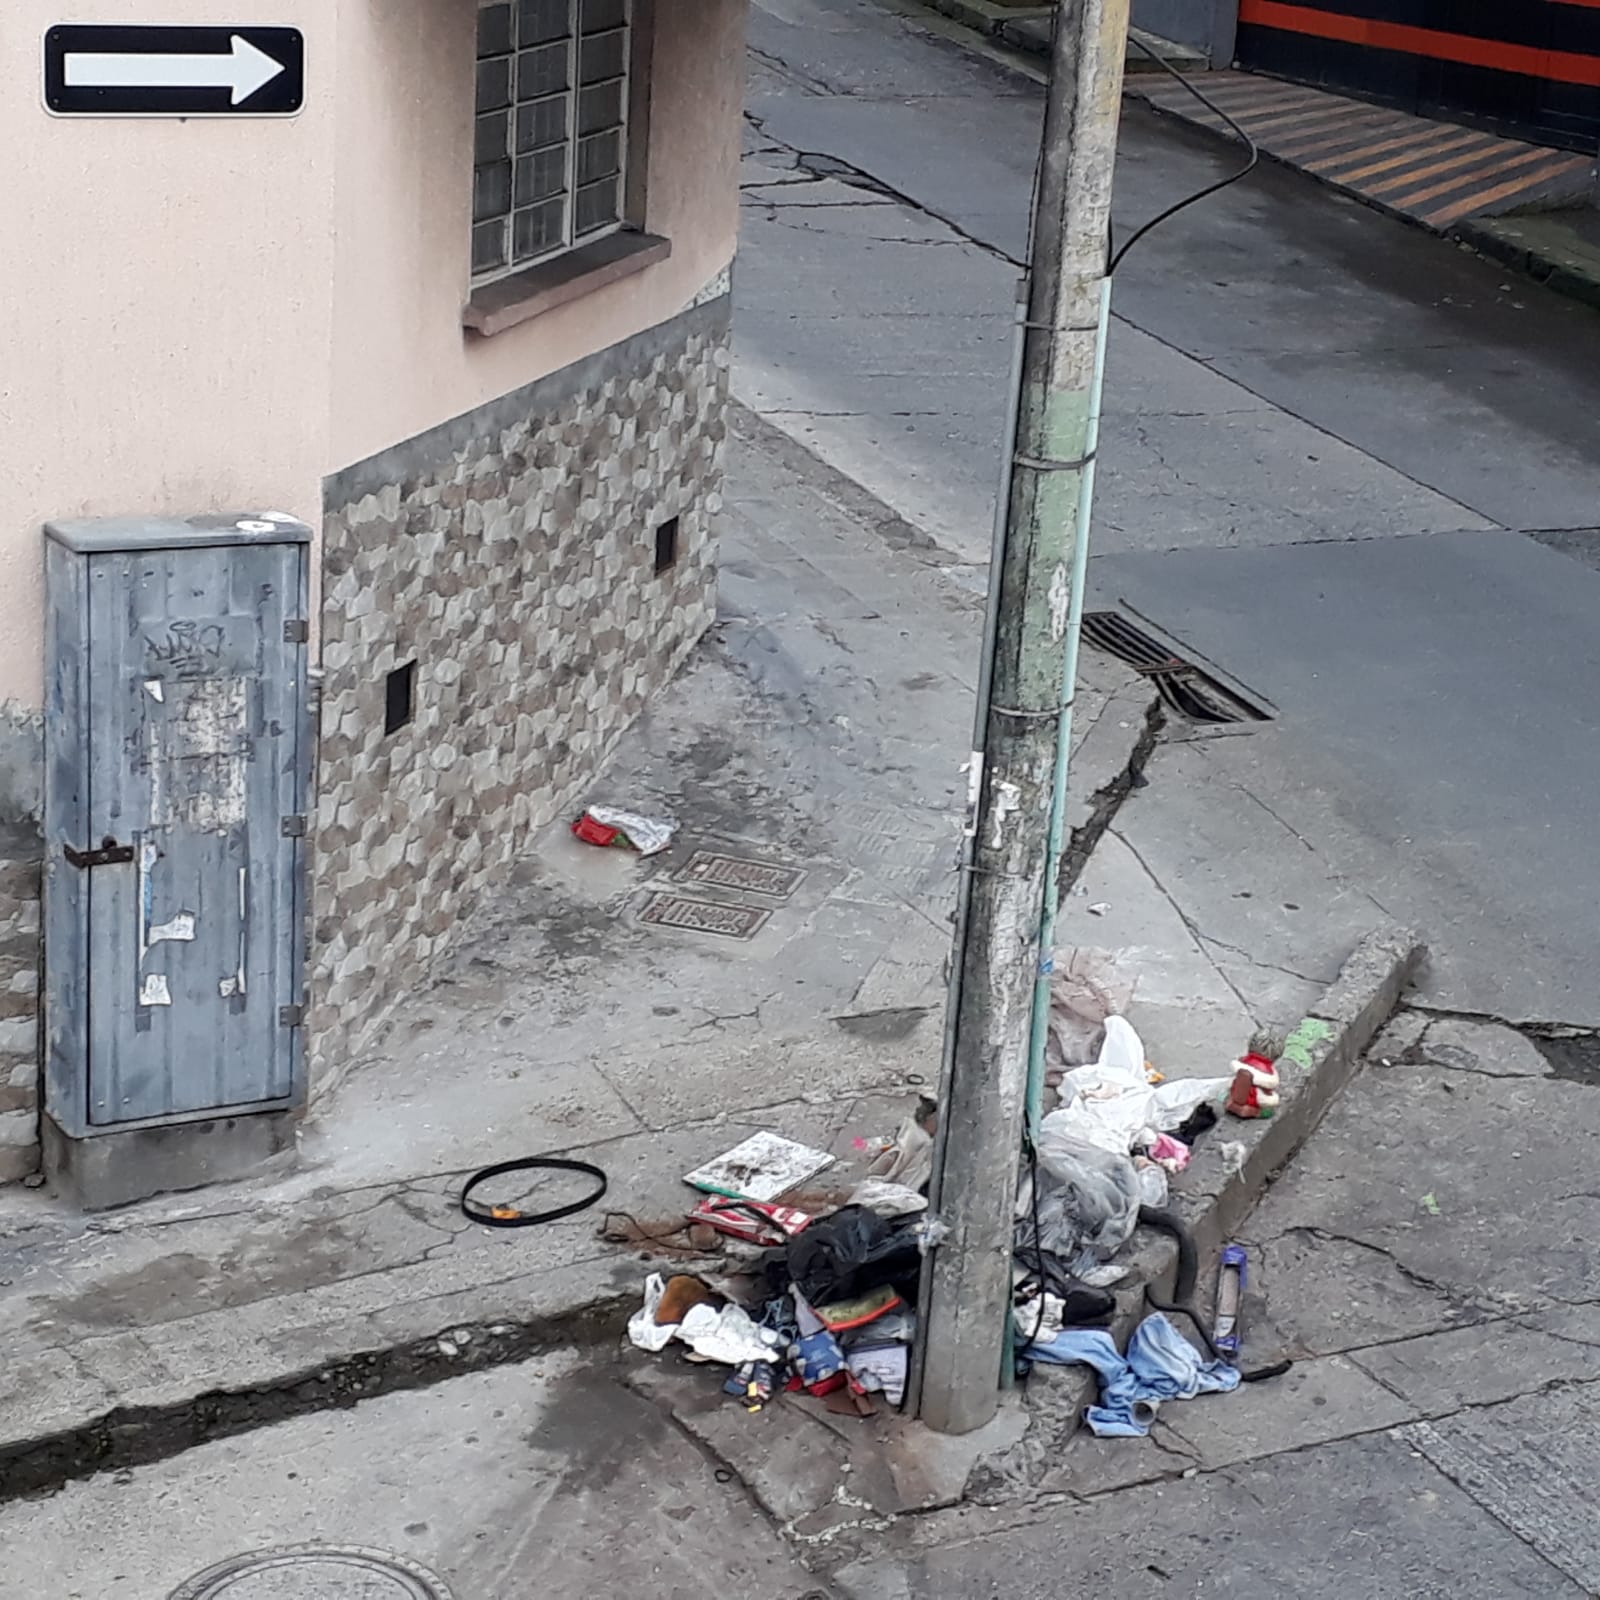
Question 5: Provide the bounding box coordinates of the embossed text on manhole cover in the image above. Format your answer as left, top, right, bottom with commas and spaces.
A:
169, 1545, 452, 1599
639, 893, 771, 940
677, 850, 806, 900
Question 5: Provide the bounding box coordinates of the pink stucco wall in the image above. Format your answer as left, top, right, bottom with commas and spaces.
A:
0, 0, 746, 709
0, 0, 334, 709
329, 0, 746, 469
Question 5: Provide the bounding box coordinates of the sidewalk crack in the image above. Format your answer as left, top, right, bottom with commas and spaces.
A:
742, 109, 1024, 268
1110, 825, 1260, 1023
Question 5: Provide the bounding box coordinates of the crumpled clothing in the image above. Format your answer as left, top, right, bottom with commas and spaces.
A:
1047, 1016, 1232, 1157
1146, 1133, 1192, 1172
1023, 1312, 1241, 1437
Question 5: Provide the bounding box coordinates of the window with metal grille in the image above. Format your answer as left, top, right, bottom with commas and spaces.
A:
473, 0, 632, 283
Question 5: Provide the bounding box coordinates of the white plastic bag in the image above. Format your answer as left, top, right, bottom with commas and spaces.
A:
1026, 1128, 1144, 1277
1052, 1016, 1232, 1156
848, 1178, 928, 1217
1052, 1017, 1157, 1154
674, 1302, 781, 1366
1135, 1162, 1170, 1208
626, 1273, 678, 1352
585, 805, 677, 856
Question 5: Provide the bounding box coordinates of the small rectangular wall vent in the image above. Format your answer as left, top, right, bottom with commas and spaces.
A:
384, 659, 417, 735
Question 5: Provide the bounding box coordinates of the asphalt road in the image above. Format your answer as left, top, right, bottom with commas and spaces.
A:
736, 0, 1600, 1029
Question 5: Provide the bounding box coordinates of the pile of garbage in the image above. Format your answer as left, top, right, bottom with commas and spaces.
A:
1008, 980, 1289, 1430
626, 978, 1288, 1430
626, 1110, 937, 1416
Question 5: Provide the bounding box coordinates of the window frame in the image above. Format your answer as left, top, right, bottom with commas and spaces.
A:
471, 0, 639, 289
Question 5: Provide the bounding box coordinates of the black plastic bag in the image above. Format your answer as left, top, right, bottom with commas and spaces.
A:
786, 1205, 922, 1307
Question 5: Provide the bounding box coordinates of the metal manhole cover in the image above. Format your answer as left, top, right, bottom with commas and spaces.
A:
169, 1546, 452, 1599
638, 892, 772, 940
677, 850, 806, 899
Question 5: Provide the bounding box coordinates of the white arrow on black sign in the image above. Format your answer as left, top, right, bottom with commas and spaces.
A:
44, 25, 305, 117
64, 34, 286, 106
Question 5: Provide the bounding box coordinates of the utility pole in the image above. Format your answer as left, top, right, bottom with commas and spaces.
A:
918, 0, 1131, 1436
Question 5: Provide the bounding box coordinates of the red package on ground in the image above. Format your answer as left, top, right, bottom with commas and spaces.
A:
571, 814, 621, 848
688, 1195, 813, 1247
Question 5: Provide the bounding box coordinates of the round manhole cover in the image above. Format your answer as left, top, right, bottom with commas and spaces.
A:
169, 1547, 453, 1600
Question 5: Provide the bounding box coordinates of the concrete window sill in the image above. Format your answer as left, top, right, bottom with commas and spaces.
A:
463, 232, 672, 338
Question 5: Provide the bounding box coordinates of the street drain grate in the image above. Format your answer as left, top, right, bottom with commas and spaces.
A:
639, 893, 772, 940
677, 850, 806, 899
1082, 612, 1271, 726
169, 1545, 452, 1598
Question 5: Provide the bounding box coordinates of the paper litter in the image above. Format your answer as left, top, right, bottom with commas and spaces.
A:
683, 1131, 836, 1203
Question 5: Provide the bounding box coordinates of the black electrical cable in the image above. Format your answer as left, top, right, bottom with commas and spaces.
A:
1020, 1133, 1050, 1363
461, 1154, 608, 1229
1108, 40, 1260, 275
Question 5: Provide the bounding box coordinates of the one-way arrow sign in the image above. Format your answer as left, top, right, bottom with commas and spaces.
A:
45, 25, 304, 117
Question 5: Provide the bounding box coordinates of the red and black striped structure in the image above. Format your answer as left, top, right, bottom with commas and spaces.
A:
1235, 0, 1600, 152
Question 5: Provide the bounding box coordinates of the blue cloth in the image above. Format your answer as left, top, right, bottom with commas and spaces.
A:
1023, 1312, 1240, 1437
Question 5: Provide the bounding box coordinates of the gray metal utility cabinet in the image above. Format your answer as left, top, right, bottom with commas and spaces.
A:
42, 514, 313, 1208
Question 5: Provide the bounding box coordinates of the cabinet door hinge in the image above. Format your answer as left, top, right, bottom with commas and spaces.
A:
62, 837, 135, 869
281, 814, 308, 838
279, 1003, 306, 1027
284, 619, 309, 644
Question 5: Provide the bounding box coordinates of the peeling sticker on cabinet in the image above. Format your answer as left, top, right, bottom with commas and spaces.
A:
157, 676, 250, 832
219, 868, 248, 998
148, 911, 196, 946
143, 678, 165, 703
139, 973, 173, 1008
137, 839, 159, 966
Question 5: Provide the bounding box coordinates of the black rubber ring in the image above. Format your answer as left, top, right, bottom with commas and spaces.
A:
460, 1155, 609, 1229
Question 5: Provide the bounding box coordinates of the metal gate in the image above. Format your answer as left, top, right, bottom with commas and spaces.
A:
1235, 0, 1600, 153
44, 515, 311, 1134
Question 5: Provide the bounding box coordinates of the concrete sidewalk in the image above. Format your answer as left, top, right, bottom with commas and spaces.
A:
0, 407, 1164, 1491
0, 399, 1399, 1511
10, 1015, 1595, 1600
824, 1016, 1600, 1598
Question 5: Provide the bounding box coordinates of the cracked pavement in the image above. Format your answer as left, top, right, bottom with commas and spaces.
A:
825, 1017, 1600, 1596
11, 1021, 1597, 1597
740, 0, 1600, 1033
0, 401, 1155, 1485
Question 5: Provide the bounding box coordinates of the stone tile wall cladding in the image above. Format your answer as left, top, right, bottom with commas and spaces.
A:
310, 297, 730, 1091
0, 825, 43, 1182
